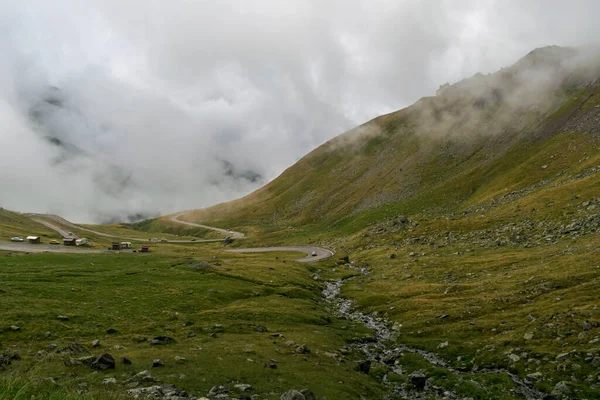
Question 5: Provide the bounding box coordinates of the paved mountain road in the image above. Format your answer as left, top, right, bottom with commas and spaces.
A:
227, 246, 334, 262
170, 213, 333, 263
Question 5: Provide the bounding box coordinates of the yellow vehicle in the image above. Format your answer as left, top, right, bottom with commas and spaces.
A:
49, 239, 60, 245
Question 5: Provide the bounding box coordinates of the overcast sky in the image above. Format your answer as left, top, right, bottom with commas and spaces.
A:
0, 0, 598, 223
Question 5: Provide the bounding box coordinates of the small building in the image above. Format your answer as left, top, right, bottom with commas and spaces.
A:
111, 242, 121, 250
26, 236, 40, 244
76, 238, 89, 246
140, 245, 149, 253
63, 238, 77, 246
121, 242, 132, 249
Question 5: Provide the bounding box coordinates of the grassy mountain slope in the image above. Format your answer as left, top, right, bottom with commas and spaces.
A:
180, 46, 600, 240
0, 208, 57, 239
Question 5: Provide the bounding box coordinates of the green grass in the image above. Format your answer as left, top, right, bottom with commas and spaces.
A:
0, 209, 57, 240
0, 250, 384, 400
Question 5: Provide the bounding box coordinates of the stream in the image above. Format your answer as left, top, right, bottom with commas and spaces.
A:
322, 265, 548, 400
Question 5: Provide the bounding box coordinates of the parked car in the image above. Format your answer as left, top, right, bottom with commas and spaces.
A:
160, 238, 168, 243
191, 238, 197, 241
311, 251, 317, 257
10, 237, 24, 242
49, 239, 60, 245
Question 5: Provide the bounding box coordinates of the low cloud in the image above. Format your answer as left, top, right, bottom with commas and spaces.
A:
0, 0, 598, 222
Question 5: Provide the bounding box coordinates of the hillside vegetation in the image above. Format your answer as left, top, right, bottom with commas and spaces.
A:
182, 46, 600, 238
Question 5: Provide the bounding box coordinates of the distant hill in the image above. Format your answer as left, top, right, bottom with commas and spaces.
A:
179, 46, 600, 235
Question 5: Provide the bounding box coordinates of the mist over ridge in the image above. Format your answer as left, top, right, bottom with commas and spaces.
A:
1, 0, 599, 223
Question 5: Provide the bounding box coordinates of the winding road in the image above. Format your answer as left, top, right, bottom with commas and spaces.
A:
1, 212, 334, 263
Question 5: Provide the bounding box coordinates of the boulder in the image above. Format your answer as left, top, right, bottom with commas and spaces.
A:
91, 339, 100, 348
152, 359, 164, 368
295, 344, 310, 354
91, 353, 115, 370
234, 383, 253, 392
150, 336, 175, 345
123, 370, 159, 386
354, 360, 371, 374
64, 356, 95, 367
207, 385, 228, 398
410, 372, 427, 390
121, 357, 132, 365
280, 390, 305, 400
300, 389, 316, 400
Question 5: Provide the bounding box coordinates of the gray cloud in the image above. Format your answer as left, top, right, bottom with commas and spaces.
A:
0, 0, 598, 222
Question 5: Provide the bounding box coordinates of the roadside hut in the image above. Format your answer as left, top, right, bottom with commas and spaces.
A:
111, 242, 121, 250
140, 245, 149, 253
121, 242, 132, 249
63, 238, 77, 246
26, 236, 40, 244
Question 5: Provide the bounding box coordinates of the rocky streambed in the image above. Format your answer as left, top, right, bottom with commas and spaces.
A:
322, 265, 549, 400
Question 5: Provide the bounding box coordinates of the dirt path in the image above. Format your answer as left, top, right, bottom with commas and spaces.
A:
26, 214, 222, 243
3, 212, 333, 263
170, 213, 245, 239
0, 241, 108, 254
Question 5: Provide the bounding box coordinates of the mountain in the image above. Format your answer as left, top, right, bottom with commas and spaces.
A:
180, 46, 600, 235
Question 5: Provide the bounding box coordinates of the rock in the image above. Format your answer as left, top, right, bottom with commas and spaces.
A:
121, 357, 132, 365
65, 356, 95, 367
174, 356, 186, 362
527, 372, 543, 381
264, 362, 277, 369
9, 325, 20, 332
102, 377, 116, 385
354, 360, 371, 374
280, 390, 305, 400
555, 353, 569, 361
583, 321, 591, 331
57, 315, 69, 321
524, 332, 534, 340
438, 341, 448, 349
234, 383, 253, 392
508, 353, 520, 363
106, 328, 118, 334
551, 381, 571, 396
91, 339, 100, 348
410, 372, 427, 390
91, 353, 115, 370
285, 340, 297, 347
295, 344, 310, 354
207, 385, 228, 398
150, 336, 175, 345
152, 359, 164, 367
44, 331, 52, 337
133, 336, 147, 343
300, 389, 315, 400
255, 325, 268, 333
123, 370, 159, 386
57, 343, 89, 355
391, 322, 402, 331
126, 384, 189, 399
